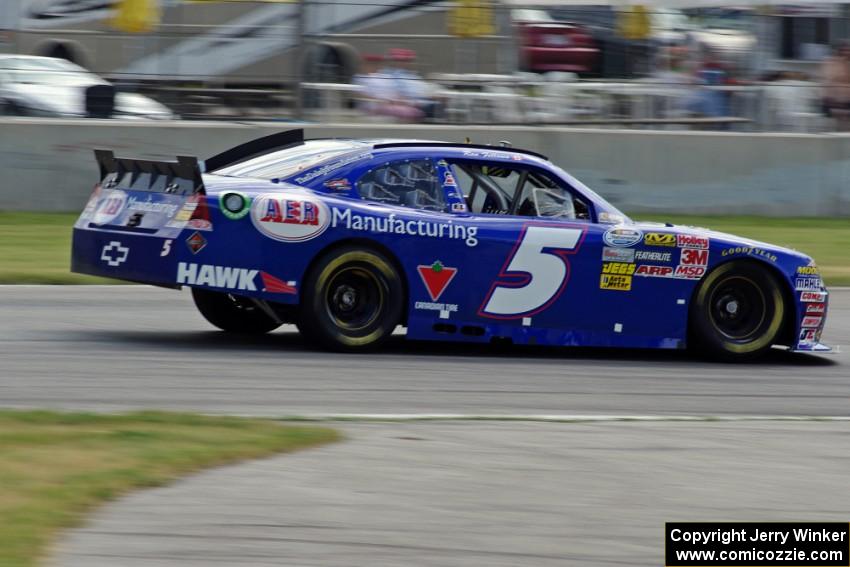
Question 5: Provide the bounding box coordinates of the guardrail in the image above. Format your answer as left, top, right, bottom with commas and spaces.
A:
0, 118, 847, 216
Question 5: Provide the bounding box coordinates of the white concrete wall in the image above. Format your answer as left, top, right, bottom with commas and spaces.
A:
1, 118, 848, 216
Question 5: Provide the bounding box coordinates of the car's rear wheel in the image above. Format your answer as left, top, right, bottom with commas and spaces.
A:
191, 288, 281, 334
297, 246, 403, 351
689, 261, 786, 361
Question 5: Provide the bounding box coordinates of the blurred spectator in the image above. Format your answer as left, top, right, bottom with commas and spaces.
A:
352, 53, 422, 121
686, 48, 730, 117
820, 42, 850, 130
381, 48, 440, 120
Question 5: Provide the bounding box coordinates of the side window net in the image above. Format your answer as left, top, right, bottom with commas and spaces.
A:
357, 159, 446, 212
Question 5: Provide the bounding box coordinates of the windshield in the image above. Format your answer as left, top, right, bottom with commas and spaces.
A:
213, 140, 370, 181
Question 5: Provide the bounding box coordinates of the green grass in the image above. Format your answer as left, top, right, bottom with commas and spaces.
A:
632, 215, 850, 286
1, 212, 848, 285
0, 411, 339, 567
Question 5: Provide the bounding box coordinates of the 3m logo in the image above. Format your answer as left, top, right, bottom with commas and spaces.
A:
644, 233, 676, 247
635, 265, 673, 277
177, 262, 258, 291
602, 262, 636, 275
680, 248, 709, 266
600, 274, 632, 291
677, 234, 709, 249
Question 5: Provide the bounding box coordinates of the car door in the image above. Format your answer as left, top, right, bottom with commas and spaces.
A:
436, 157, 612, 339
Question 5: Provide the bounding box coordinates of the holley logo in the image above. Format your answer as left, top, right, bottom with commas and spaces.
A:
251, 194, 330, 242
417, 261, 458, 301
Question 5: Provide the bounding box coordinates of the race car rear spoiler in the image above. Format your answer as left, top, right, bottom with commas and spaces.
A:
94, 149, 204, 196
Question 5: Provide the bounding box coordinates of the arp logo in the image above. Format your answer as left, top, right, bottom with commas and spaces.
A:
635, 265, 673, 277
644, 233, 676, 247
251, 194, 330, 242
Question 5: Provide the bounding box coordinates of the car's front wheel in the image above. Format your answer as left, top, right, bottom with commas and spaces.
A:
297, 246, 403, 351
689, 261, 786, 361
191, 288, 282, 334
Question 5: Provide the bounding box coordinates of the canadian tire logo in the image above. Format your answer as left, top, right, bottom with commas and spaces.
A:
417, 261, 458, 301
250, 194, 330, 242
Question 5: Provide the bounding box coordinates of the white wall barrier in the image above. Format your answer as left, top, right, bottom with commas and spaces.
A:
0, 119, 847, 216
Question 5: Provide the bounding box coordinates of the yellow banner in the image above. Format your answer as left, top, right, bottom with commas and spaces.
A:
448, 0, 495, 38
112, 0, 160, 33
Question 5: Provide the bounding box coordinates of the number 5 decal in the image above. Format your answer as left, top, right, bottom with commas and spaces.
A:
479, 225, 585, 319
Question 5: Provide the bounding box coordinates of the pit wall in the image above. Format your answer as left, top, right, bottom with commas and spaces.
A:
1, 119, 847, 216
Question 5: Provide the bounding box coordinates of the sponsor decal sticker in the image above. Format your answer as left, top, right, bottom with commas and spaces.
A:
634, 250, 671, 262
674, 265, 706, 279
603, 226, 642, 248
602, 247, 635, 263
100, 241, 129, 267
331, 207, 478, 247
600, 273, 632, 291
800, 291, 827, 302
91, 190, 127, 225
597, 212, 625, 225
635, 265, 674, 278
797, 265, 819, 275
796, 277, 823, 291
799, 328, 817, 343
680, 248, 709, 266
644, 233, 676, 247
602, 262, 636, 275
177, 262, 258, 291
219, 192, 251, 220
721, 246, 778, 263
185, 231, 207, 255
676, 234, 709, 249
417, 261, 458, 302
323, 178, 351, 191
251, 194, 330, 243
293, 152, 371, 184
801, 316, 823, 328
806, 303, 826, 314
186, 218, 213, 231
451, 202, 467, 213
126, 195, 179, 217
443, 171, 457, 187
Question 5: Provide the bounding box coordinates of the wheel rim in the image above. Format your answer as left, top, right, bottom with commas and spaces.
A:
324, 267, 384, 332
708, 276, 767, 341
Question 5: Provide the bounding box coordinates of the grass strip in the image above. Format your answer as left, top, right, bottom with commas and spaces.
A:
1, 212, 848, 285
0, 410, 339, 567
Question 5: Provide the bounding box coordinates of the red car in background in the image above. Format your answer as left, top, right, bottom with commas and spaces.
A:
513, 9, 599, 75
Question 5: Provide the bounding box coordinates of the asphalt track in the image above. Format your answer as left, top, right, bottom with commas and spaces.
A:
0, 286, 847, 417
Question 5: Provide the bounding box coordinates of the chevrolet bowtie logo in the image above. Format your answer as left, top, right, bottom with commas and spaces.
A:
100, 241, 129, 267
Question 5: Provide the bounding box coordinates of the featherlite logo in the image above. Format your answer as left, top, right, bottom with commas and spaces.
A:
331, 208, 479, 247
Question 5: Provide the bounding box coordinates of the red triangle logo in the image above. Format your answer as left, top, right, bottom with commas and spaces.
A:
417, 262, 457, 302
261, 271, 296, 294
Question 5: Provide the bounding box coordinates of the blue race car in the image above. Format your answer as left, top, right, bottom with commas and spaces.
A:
71, 130, 831, 360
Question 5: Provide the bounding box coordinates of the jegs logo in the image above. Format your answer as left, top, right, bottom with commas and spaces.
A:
251, 194, 330, 242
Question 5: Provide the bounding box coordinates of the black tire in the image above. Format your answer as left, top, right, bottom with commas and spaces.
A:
297, 246, 403, 351
191, 288, 281, 334
689, 261, 786, 361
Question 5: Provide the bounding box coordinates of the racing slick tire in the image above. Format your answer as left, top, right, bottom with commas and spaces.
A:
191, 288, 282, 334
298, 246, 404, 351
689, 261, 786, 361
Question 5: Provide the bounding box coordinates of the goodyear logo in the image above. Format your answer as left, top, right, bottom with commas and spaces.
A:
602, 262, 636, 275
644, 233, 676, 247
600, 274, 632, 291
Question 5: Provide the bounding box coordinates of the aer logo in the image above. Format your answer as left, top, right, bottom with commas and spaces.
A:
177, 262, 258, 291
